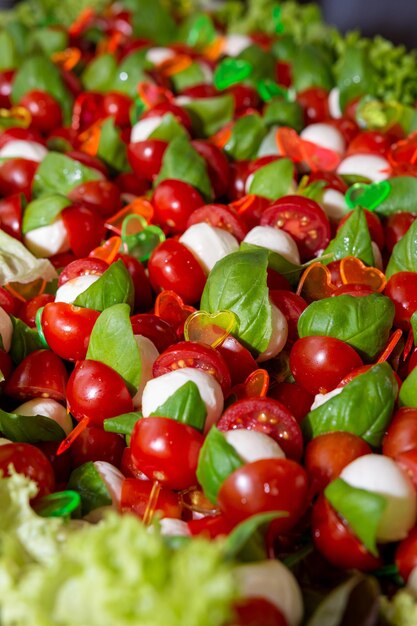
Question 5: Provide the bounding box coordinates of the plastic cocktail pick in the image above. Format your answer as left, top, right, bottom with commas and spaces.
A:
142, 481, 161, 526
403, 328, 415, 362
183, 310, 239, 349
57, 416, 90, 456
257, 79, 289, 102
276, 127, 304, 163
105, 198, 154, 234
89, 236, 122, 264
389, 132, 417, 167
296, 262, 337, 301
340, 256, 386, 292
229, 194, 257, 215
0, 106, 31, 128
300, 139, 341, 172
213, 58, 253, 91
51, 48, 81, 71
34, 490, 81, 519
5, 278, 46, 302
210, 123, 233, 149
137, 82, 174, 108
68, 7, 95, 36
345, 181, 391, 211
377, 329, 403, 364
154, 290, 196, 336
78, 120, 103, 156
121, 215, 165, 262
227, 369, 270, 402
159, 54, 193, 77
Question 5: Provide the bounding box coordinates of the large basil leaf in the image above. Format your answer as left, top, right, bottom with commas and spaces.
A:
399, 366, 417, 408
103, 412, 142, 436
224, 114, 267, 161
86, 303, 140, 394
0, 408, 65, 443
247, 157, 294, 200
240, 242, 302, 287
150, 381, 207, 432
302, 362, 397, 447
29, 26, 68, 56
82, 53, 117, 92
112, 49, 148, 96
237, 45, 276, 83
32, 152, 102, 198
197, 427, 244, 503
201, 248, 272, 354
322, 207, 374, 266
0, 30, 19, 71
335, 46, 376, 111
22, 194, 71, 235
148, 113, 188, 143
386, 218, 417, 278
97, 117, 129, 173
74, 260, 134, 312
298, 293, 394, 361
9, 316, 43, 365
325, 478, 386, 556
375, 176, 417, 217
68, 462, 112, 516
183, 94, 235, 137
156, 135, 212, 200
263, 97, 303, 132
131, 0, 177, 44
292, 44, 334, 92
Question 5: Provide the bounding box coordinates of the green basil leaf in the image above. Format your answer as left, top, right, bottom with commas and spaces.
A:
302, 362, 397, 447
197, 427, 244, 503
375, 177, 417, 217
247, 157, 294, 200
298, 293, 394, 361
22, 194, 71, 235
32, 152, 102, 198
224, 512, 288, 561
177, 12, 216, 50
411, 311, 417, 345
112, 49, 148, 96
0, 408, 65, 443
336, 46, 376, 111
29, 26, 68, 56
86, 303, 140, 394
171, 62, 206, 93
201, 248, 272, 354
74, 259, 134, 312
399, 366, 417, 408
131, 0, 177, 44
97, 117, 129, 173
148, 112, 188, 143
9, 316, 43, 365
0, 29, 19, 70
263, 97, 303, 132
237, 45, 276, 83
67, 462, 112, 516
150, 381, 207, 432
82, 53, 117, 92
322, 207, 374, 266
224, 114, 267, 161
183, 94, 235, 137
240, 242, 302, 287
103, 412, 142, 436
0, 370, 4, 384
156, 135, 212, 200
325, 478, 386, 556
386, 218, 417, 278
292, 44, 334, 92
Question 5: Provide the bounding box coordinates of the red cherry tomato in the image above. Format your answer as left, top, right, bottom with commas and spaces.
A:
332, 284, 375, 297
0, 70, 14, 107
120, 477, 182, 519
261, 195, 331, 261
347, 130, 392, 157
218, 458, 308, 529
289, 336, 363, 395
233, 598, 288, 626
217, 335, 258, 386
117, 253, 153, 313
42, 302, 100, 361
61, 204, 105, 258
305, 170, 348, 194
228, 160, 250, 200
141, 103, 192, 133
131, 313, 176, 353
338, 209, 384, 251
187, 203, 248, 241
385, 272, 417, 330
270, 290, 307, 345
182, 84, 218, 99
0, 286, 19, 316
192, 139, 231, 198
20, 90, 62, 133
128, 139, 168, 181
0, 443, 55, 498
297, 87, 329, 125
37, 440, 72, 485
102, 92, 133, 127
217, 397, 303, 461
114, 171, 150, 196
227, 84, 260, 112
188, 513, 233, 538
0, 158, 38, 198
396, 527, 417, 582
148, 239, 206, 304
0, 192, 24, 240
382, 407, 417, 459
268, 382, 313, 423
58, 257, 108, 287
66, 360, 134, 425
152, 179, 204, 234
67, 150, 108, 177
385, 212, 417, 254
5, 349, 68, 402
70, 426, 125, 467
396, 448, 417, 491
68, 180, 121, 218
130, 416, 203, 490
18, 293, 54, 328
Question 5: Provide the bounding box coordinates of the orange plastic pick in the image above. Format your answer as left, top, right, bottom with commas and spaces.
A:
184, 310, 239, 349
210, 123, 233, 149
340, 256, 386, 292
203, 36, 225, 61
89, 236, 121, 264
78, 120, 103, 156
105, 198, 154, 234
276, 127, 304, 163
296, 262, 336, 301
137, 82, 174, 109
155, 290, 196, 335
229, 194, 257, 215
51, 48, 81, 71
68, 7, 95, 36
403, 328, 415, 362
57, 416, 90, 456
98, 31, 123, 55
377, 329, 403, 364
244, 369, 269, 398
159, 54, 193, 77
5, 278, 46, 302
300, 139, 341, 172
142, 480, 161, 526
0, 106, 31, 128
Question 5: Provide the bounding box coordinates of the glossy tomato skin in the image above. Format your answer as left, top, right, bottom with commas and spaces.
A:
297, 87, 329, 124
42, 303, 100, 361
18, 293, 54, 328
312, 494, 382, 571
66, 360, 134, 425
70, 426, 125, 467
152, 341, 231, 395
152, 179, 204, 234
382, 407, 417, 459
218, 458, 308, 530
0, 192, 24, 240
232, 598, 288, 626
61, 204, 105, 258
188, 514, 233, 539
192, 139, 231, 198
0, 443, 55, 498
20, 90, 62, 133
5, 349, 68, 402
187, 203, 248, 241
68, 180, 121, 218
289, 336, 363, 395
217, 397, 303, 461
0, 70, 14, 107
270, 290, 307, 345
148, 239, 206, 304
0, 286, 19, 316
395, 526, 417, 581
385, 272, 417, 330
268, 382, 313, 423
130, 416, 204, 490
0, 158, 38, 198
128, 140, 168, 181
120, 477, 182, 519
217, 335, 258, 386
0, 348, 13, 382
57, 257, 108, 287
385, 212, 417, 254
102, 92, 133, 126
118, 253, 153, 313
130, 313, 176, 353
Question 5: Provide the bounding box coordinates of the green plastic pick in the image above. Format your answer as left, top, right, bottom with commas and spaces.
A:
121, 214, 165, 262
35, 306, 49, 349
213, 58, 253, 91
345, 180, 391, 211
272, 5, 285, 34
34, 490, 82, 519
186, 14, 216, 49
257, 79, 289, 102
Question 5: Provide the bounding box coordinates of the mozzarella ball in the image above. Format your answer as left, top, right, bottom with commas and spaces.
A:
223, 34, 252, 57
0, 140, 48, 162
0, 438, 12, 446
160, 518, 191, 537
24, 219, 70, 258
340, 454, 417, 542
337, 154, 390, 182
300, 123, 345, 154
132, 335, 159, 408
0, 306, 13, 352
224, 429, 285, 463
142, 367, 224, 432
257, 303, 288, 363
310, 387, 343, 411
321, 189, 349, 221
130, 116, 164, 143
15, 398, 73, 435
408, 566, 417, 595
235, 560, 303, 626
328, 87, 342, 119
94, 461, 124, 508
146, 47, 175, 65
54, 274, 100, 304
199, 61, 213, 83
179, 223, 239, 274
243, 225, 300, 265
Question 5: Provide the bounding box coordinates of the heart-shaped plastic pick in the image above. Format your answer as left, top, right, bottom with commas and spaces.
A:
159, 54, 193, 77
229, 194, 257, 215
51, 47, 81, 71
155, 290, 196, 336
202, 36, 225, 61
89, 236, 121, 264
214, 58, 253, 91
5, 278, 46, 302
78, 120, 103, 156
300, 139, 341, 172
137, 82, 174, 108
68, 7, 95, 36
257, 79, 289, 103
388, 132, 417, 167
33, 490, 81, 519
227, 368, 269, 402
121, 215, 165, 262
340, 256, 386, 292
105, 198, 154, 234
376, 329, 403, 364
296, 262, 337, 301
276, 127, 304, 163
0, 106, 31, 129
345, 180, 391, 211
184, 310, 239, 348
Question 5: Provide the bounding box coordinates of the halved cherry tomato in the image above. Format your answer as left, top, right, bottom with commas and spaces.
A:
42, 302, 100, 361
5, 349, 68, 402
58, 257, 108, 287
120, 477, 182, 519
187, 204, 248, 241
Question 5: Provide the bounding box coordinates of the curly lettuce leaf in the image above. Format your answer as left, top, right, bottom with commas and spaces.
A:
382, 589, 417, 626
0, 230, 58, 286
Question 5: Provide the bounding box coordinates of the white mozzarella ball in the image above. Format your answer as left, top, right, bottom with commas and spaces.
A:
0, 438, 12, 446
235, 560, 303, 626
328, 87, 342, 119
224, 429, 285, 463
142, 367, 224, 432
310, 387, 343, 411
94, 461, 124, 508
54, 274, 100, 304
337, 154, 390, 182
132, 335, 159, 408
179, 223, 239, 274
15, 398, 73, 435
321, 189, 349, 221
146, 47, 175, 65
300, 123, 345, 154
257, 303, 288, 363
0, 140, 48, 162
223, 34, 252, 57
340, 454, 417, 543
160, 518, 191, 537
408, 566, 417, 593
257, 126, 282, 158
175, 95, 193, 106
0, 306, 13, 352
130, 116, 164, 143
372, 242, 383, 270
199, 61, 213, 83
24, 219, 70, 258
243, 225, 300, 265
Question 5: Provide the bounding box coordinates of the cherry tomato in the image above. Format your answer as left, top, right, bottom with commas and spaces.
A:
0, 192, 24, 240
130, 416, 203, 490
268, 381, 313, 423
120, 477, 182, 519
0, 286, 21, 316
114, 171, 150, 196
67, 149, 108, 177
396, 448, 417, 491
152, 179, 204, 234
70, 426, 125, 467
289, 336, 363, 395
20, 90, 62, 134
332, 284, 375, 297
128, 139, 168, 181
187, 203, 248, 241
228, 84, 260, 113
267, 269, 291, 291
102, 92, 133, 126
0, 158, 38, 198
232, 598, 288, 626
297, 87, 329, 124
61, 204, 105, 258
0, 443, 55, 497
218, 458, 308, 529
192, 139, 231, 198
382, 407, 417, 458
261, 195, 331, 261
37, 440, 72, 485
148, 239, 206, 304
396, 527, 417, 582
188, 514, 233, 538
385, 212, 417, 254
182, 84, 218, 99
68, 180, 121, 218
228, 160, 250, 200
338, 209, 384, 251
18, 294, 54, 328
118, 253, 153, 313
5, 349, 68, 402
217, 397, 303, 461
217, 335, 258, 386
58, 257, 108, 287
305, 170, 348, 194
347, 130, 392, 157
270, 290, 307, 345
141, 103, 192, 133
385, 272, 417, 329
0, 70, 14, 107
130, 313, 176, 353
120, 447, 149, 479
42, 302, 100, 361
